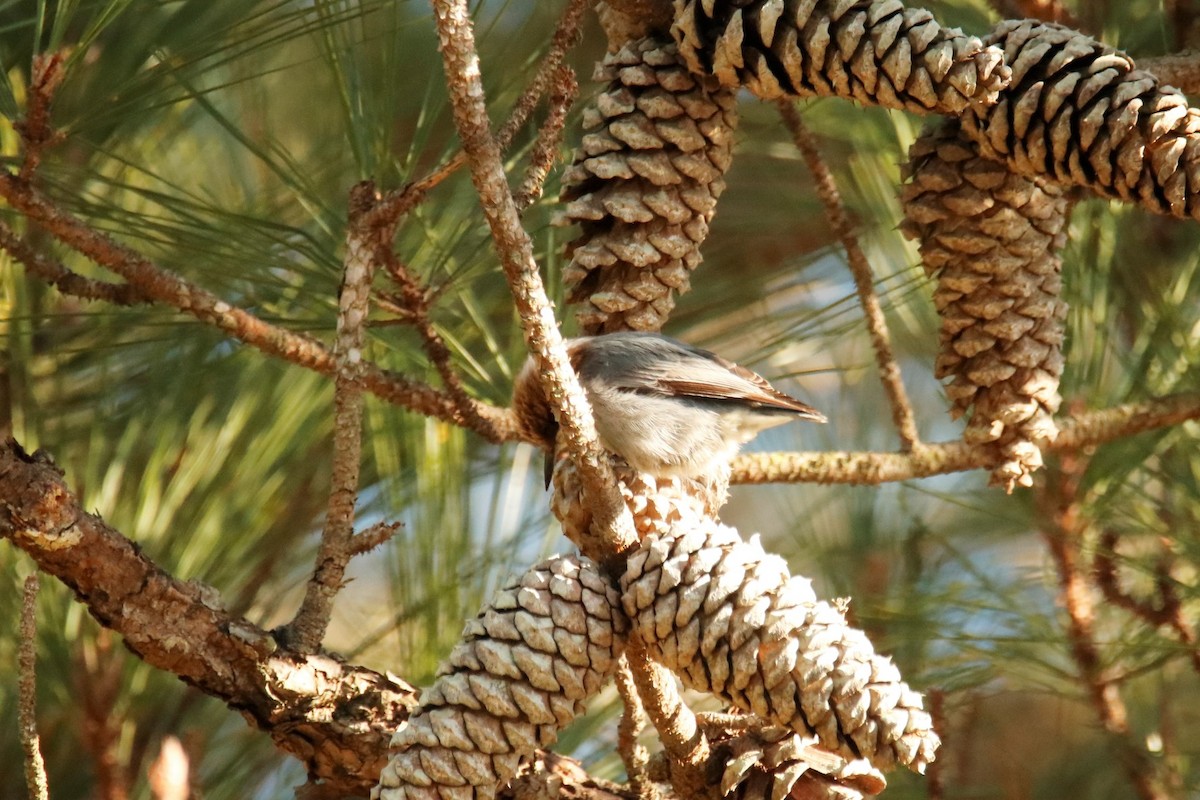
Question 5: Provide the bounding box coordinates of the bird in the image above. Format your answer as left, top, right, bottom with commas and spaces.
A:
513, 332, 825, 482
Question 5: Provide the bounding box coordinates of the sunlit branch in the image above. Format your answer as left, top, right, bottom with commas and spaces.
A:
430, 0, 638, 561
732, 393, 1200, 484
777, 100, 922, 452
0, 174, 518, 442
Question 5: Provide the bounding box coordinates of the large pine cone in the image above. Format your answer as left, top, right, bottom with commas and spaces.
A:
561, 35, 738, 334
671, 0, 1008, 114
620, 522, 940, 773
961, 19, 1200, 220
901, 119, 1070, 490
374, 556, 627, 800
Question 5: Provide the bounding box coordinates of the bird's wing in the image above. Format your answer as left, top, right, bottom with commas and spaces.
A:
644, 344, 826, 420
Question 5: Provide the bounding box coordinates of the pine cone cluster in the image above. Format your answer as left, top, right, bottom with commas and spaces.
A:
374, 556, 627, 800
671, 0, 1009, 115
560, 34, 738, 334
901, 120, 1070, 490
620, 521, 940, 773
960, 20, 1200, 220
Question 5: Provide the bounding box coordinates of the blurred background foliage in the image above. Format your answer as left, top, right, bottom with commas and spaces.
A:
0, 0, 1198, 798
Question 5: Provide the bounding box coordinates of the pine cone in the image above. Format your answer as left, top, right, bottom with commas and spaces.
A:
901, 119, 1069, 490
561, 35, 738, 334
374, 556, 627, 800
960, 20, 1200, 220
620, 522, 940, 773
550, 448, 731, 551
711, 722, 887, 800
671, 0, 1009, 115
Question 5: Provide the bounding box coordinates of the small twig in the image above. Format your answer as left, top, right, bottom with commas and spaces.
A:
18, 574, 49, 800
1038, 456, 1166, 800
624, 641, 716, 800
614, 656, 658, 800
379, 254, 495, 434
1095, 530, 1200, 674
777, 101, 921, 451
351, 521, 403, 557
367, 0, 594, 232
0, 221, 149, 305
733, 392, 1200, 484
515, 65, 578, 211
0, 174, 518, 442
431, 0, 637, 563
16, 52, 68, 180
283, 182, 381, 652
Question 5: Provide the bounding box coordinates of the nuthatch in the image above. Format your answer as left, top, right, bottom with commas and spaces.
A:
513, 332, 825, 481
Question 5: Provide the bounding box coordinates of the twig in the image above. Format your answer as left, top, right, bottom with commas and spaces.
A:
614, 656, 658, 800
776, 101, 921, 451
351, 520, 403, 557
367, 0, 594, 232
0, 221, 149, 305
1095, 529, 1200, 674
0, 173, 518, 442
624, 641, 715, 800
515, 65, 578, 211
78, 630, 130, 800
925, 689, 945, 800
18, 574, 49, 800
732, 392, 1200, 484
16, 52, 68, 181
431, 0, 638, 563
283, 182, 381, 652
1038, 455, 1166, 800
379, 253, 496, 434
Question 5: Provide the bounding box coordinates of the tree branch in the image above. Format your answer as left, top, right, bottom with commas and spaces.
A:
18, 574, 49, 800
777, 100, 921, 452
430, 0, 638, 564
0, 173, 519, 443
731, 393, 1200, 484
282, 182, 382, 651
0, 438, 420, 796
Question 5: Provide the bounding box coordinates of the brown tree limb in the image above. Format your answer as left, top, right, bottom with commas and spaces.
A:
1, 439, 650, 799
282, 183, 382, 651
18, 574, 50, 800
430, 0, 638, 564
0, 220, 150, 306
777, 100, 922, 452
0, 438, 421, 796
731, 392, 1200, 484
0, 173, 519, 443
1140, 52, 1200, 97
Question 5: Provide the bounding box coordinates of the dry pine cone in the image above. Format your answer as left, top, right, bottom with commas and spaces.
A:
621, 521, 940, 773
902, 119, 1070, 490
561, 35, 738, 333
374, 556, 627, 800
671, 0, 1009, 114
